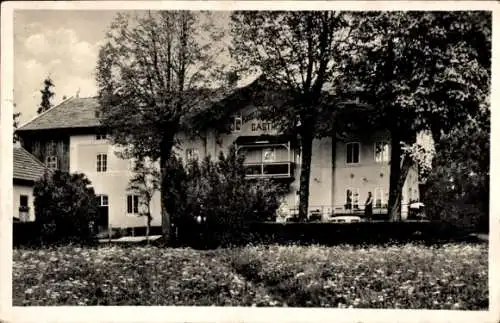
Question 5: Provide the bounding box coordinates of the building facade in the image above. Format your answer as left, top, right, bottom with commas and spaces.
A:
13, 146, 48, 222
16, 93, 420, 230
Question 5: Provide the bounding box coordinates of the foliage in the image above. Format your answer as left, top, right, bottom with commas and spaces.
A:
96, 11, 230, 241
401, 133, 436, 182
38, 77, 55, 114
13, 243, 487, 308
127, 157, 161, 240
423, 106, 490, 232
340, 11, 491, 220
13, 111, 20, 143
165, 146, 283, 247
33, 171, 98, 245
230, 11, 355, 221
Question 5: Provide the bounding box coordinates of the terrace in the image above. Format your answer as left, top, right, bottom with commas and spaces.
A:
235, 135, 296, 181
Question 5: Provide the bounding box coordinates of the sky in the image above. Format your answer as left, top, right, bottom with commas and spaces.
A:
13, 10, 237, 125
14, 10, 122, 124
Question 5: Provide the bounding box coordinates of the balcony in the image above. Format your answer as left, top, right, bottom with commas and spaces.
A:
244, 161, 294, 179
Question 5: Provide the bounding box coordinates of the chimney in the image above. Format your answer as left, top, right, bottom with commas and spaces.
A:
76, 88, 80, 98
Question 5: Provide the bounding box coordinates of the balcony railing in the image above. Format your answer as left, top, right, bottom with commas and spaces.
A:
244, 161, 294, 179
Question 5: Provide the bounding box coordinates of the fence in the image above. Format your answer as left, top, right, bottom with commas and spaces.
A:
282, 203, 424, 222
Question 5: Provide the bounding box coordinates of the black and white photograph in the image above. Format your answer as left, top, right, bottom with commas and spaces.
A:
1, 1, 497, 322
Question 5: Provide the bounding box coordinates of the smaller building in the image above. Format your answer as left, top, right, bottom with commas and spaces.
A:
13, 146, 47, 222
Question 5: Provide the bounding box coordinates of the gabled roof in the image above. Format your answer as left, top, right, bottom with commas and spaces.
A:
13, 147, 47, 182
17, 97, 101, 132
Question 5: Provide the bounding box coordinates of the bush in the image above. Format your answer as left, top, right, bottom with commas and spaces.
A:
33, 171, 98, 245
165, 146, 284, 247
423, 172, 488, 233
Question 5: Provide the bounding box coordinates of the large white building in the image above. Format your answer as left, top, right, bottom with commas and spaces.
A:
15, 82, 420, 230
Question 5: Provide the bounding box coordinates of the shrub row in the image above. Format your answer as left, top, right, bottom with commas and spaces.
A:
173, 220, 482, 248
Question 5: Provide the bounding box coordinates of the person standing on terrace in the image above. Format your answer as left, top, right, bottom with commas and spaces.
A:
365, 192, 373, 220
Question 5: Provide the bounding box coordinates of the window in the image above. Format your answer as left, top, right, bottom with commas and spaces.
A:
19, 195, 29, 222
374, 188, 385, 208
45, 141, 58, 169
129, 158, 136, 171
262, 148, 275, 162
96, 133, 107, 140
20, 195, 28, 208
234, 115, 242, 132
375, 142, 390, 163
47, 140, 57, 156
97, 154, 107, 172
186, 148, 199, 162
45, 156, 58, 170
96, 195, 108, 207
346, 142, 360, 164
345, 188, 359, 210
127, 195, 139, 214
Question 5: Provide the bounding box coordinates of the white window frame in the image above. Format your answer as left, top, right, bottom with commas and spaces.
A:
96, 133, 107, 140
346, 142, 360, 165
46, 140, 57, 156
234, 115, 242, 132
45, 156, 58, 170
127, 194, 140, 215
374, 141, 390, 163
374, 187, 386, 209
97, 154, 107, 172
45, 140, 58, 169
346, 187, 359, 210
186, 148, 200, 162
129, 158, 136, 171
96, 194, 108, 207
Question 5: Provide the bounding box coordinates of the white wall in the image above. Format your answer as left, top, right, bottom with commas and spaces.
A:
175, 105, 334, 217
67, 107, 420, 227
69, 134, 161, 229
13, 184, 35, 221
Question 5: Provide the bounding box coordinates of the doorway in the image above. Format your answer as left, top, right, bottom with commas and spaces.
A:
96, 195, 109, 232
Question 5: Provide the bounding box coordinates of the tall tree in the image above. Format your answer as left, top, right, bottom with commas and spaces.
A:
96, 11, 228, 242
340, 11, 490, 220
230, 11, 355, 221
38, 77, 55, 114
13, 107, 20, 143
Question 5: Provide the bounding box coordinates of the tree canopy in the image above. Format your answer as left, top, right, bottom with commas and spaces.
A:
38, 77, 55, 114
230, 11, 355, 220
340, 11, 490, 219
13, 110, 20, 143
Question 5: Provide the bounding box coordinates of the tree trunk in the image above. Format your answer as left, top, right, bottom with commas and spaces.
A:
298, 130, 314, 222
388, 129, 402, 221
146, 203, 151, 244
388, 156, 413, 221
160, 132, 175, 244
331, 133, 337, 215
146, 214, 151, 245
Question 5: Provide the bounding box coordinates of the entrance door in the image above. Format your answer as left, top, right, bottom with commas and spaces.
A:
96, 195, 109, 232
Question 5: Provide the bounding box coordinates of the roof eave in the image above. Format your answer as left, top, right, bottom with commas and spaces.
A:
16, 125, 103, 135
